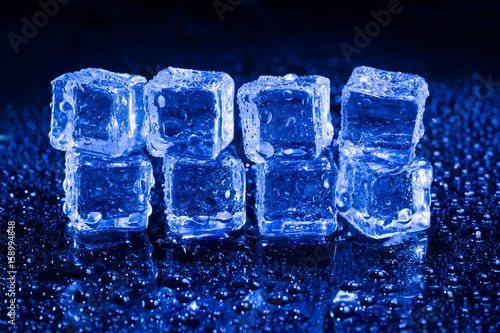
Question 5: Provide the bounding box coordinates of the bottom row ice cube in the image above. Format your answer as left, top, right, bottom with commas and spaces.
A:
256, 155, 339, 237
335, 154, 432, 239
163, 150, 246, 238
64, 151, 154, 234
62, 150, 431, 240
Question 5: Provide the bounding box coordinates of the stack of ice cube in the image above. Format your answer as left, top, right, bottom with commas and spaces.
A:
49, 68, 155, 235
238, 74, 338, 237
335, 66, 432, 239
145, 67, 245, 238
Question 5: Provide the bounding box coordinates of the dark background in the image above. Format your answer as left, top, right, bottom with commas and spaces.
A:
2, 0, 500, 102
1, 0, 500, 332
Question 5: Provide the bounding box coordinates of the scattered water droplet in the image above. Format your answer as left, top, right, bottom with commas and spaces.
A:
283, 90, 293, 100
256, 142, 275, 158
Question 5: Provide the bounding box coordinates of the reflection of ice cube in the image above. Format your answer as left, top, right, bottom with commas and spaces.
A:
163, 149, 245, 237
339, 66, 429, 165
336, 154, 432, 239
50, 68, 147, 157
238, 74, 333, 163
238, 240, 334, 332
326, 237, 428, 331
64, 151, 154, 234
257, 154, 338, 237
145, 67, 235, 158
62, 232, 159, 331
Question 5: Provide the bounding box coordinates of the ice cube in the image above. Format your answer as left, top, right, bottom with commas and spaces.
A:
50, 68, 147, 157
163, 149, 245, 238
256, 154, 338, 237
238, 74, 333, 163
335, 154, 432, 239
64, 151, 154, 234
339, 66, 429, 165
145, 67, 235, 158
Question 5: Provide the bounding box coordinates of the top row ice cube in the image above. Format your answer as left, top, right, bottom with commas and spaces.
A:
50, 68, 147, 157
50, 67, 235, 159
338, 66, 429, 165
146, 67, 235, 159
51, 66, 427, 162
238, 74, 333, 163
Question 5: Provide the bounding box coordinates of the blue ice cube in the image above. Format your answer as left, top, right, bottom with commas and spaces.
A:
335, 155, 432, 239
163, 149, 245, 238
339, 66, 429, 165
238, 74, 333, 163
256, 154, 338, 237
50, 68, 147, 157
64, 151, 154, 234
145, 67, 235, 158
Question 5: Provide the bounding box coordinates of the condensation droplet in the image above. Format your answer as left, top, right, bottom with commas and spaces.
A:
256, 142, 275, 158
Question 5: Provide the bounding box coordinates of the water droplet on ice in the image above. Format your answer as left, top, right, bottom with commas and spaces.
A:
362, 143, 375, 154
285, 117, 297, 127
216, 212, 233, 223
283, 90, 293, 100
152, 138, 173, 151
325, 122, 334, 138
86, 212, 102, 225
157, 95, 166, 108
397, 208, 412, 222
367, 268, 389, 280
259, 110, 273, 124
256, 142, 275, 158
193, 216, 210, 225
284, 73, 298, 81
60, 101, 73, 112
128, 212, 143, 225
